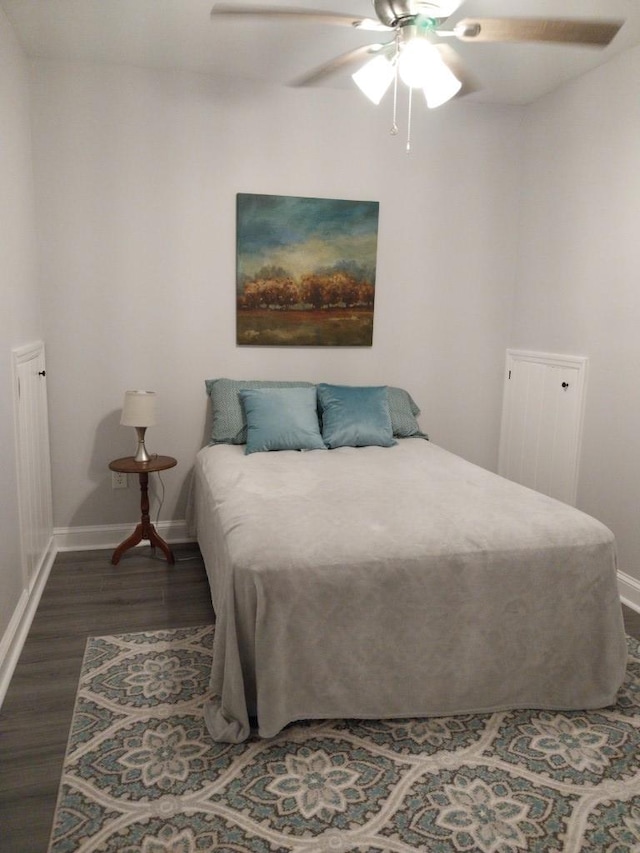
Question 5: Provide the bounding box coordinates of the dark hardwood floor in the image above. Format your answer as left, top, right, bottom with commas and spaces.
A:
626, 603, 640, 639
0, 544, 215, 853
1, 545, 639, 853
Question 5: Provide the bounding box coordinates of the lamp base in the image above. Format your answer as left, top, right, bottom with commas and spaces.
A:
133, 426, 151, 463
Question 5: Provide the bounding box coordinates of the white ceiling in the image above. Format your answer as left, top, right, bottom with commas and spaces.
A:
2, 0, 640, 104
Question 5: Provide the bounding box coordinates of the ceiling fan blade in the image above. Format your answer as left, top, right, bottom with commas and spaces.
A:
454, 17, 623, 46
210, 4, 389, 31
434, 44, 479, 98
290, 43, 391, 87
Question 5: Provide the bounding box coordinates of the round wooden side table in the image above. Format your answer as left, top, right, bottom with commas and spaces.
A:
108, 455, 177, 565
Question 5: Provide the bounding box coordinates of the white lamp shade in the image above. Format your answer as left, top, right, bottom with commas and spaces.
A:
352, 54, 395, 105
120, 390, 157, 427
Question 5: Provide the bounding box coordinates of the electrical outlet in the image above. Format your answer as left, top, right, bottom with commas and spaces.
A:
111, 471, 128, 489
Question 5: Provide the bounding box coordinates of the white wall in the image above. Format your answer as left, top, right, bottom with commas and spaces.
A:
512, 45, 640, 582
0, 9, 42, 638
30, 60, 523, 532
5, 16, 640, 655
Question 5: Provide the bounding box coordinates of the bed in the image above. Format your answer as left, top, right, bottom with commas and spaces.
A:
193, 380, 627, 743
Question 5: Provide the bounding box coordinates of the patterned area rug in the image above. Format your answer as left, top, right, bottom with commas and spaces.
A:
48, 626, 640, 852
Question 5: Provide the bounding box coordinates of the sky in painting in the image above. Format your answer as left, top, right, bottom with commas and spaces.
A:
236, 193, 380, 285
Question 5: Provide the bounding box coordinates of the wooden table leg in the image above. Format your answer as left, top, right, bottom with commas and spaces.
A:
111, 471, 175, 565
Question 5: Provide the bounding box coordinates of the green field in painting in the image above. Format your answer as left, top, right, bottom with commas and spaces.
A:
237, 309, 373, 347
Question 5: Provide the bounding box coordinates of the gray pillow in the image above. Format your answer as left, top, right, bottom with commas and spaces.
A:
387, 386, 428, 439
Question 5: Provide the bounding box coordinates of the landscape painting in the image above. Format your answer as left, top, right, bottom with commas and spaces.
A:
236, 193, 379, 346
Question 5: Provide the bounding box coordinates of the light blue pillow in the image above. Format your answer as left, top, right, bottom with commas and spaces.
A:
317, 383, 397, 449
239, 387, 326, 455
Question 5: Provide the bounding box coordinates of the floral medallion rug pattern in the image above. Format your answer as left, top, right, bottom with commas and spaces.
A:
48, 627, 640, 853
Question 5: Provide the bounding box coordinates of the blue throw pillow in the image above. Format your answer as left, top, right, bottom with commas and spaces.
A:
317, 383, 397, 449
239, 387, 326, 454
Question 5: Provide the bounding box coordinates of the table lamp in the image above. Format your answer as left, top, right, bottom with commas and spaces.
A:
120, 390, 157, 463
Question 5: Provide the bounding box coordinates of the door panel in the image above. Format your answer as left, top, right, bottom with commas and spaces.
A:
12, 342, 53, 588
498, 351, 587, 505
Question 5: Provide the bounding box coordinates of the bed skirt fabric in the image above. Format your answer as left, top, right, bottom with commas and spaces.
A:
193, 440, 627, 743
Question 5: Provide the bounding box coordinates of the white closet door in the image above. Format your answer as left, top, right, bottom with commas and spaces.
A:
12, 341, 53, 588
498, 350, 588, 506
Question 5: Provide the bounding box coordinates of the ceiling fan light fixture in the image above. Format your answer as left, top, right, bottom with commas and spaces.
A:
352, 54, 395, 104
211, 2, 627, 150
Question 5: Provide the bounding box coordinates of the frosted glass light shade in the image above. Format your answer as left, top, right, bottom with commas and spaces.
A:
398, 39, 439, 89
423, 60, 462, 108
120, 390, 157, 427
397, 39, 461, 108
352, 54, 395, 105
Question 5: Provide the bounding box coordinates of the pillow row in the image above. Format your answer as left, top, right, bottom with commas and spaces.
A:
205, 377, 428, 454
240, 384, 397, 454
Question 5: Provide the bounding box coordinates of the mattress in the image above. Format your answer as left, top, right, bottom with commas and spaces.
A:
193, 438, 627, 743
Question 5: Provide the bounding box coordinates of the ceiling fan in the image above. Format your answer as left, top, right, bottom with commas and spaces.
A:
210, 1, 623, 148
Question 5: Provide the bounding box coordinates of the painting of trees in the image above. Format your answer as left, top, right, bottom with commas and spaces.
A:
236, 194, 379, 346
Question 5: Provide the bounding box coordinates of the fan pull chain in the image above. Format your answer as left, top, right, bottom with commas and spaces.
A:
390, 34, 400, 136
406, 85, 413, 153
390, 71, 399, 135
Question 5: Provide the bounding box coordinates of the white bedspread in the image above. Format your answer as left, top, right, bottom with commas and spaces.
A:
193, 439, 627, 743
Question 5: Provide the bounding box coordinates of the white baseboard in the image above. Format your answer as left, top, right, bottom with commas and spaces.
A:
0, 535, 56, 708
54, 519, 193, 552
618, 570, 640, 613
